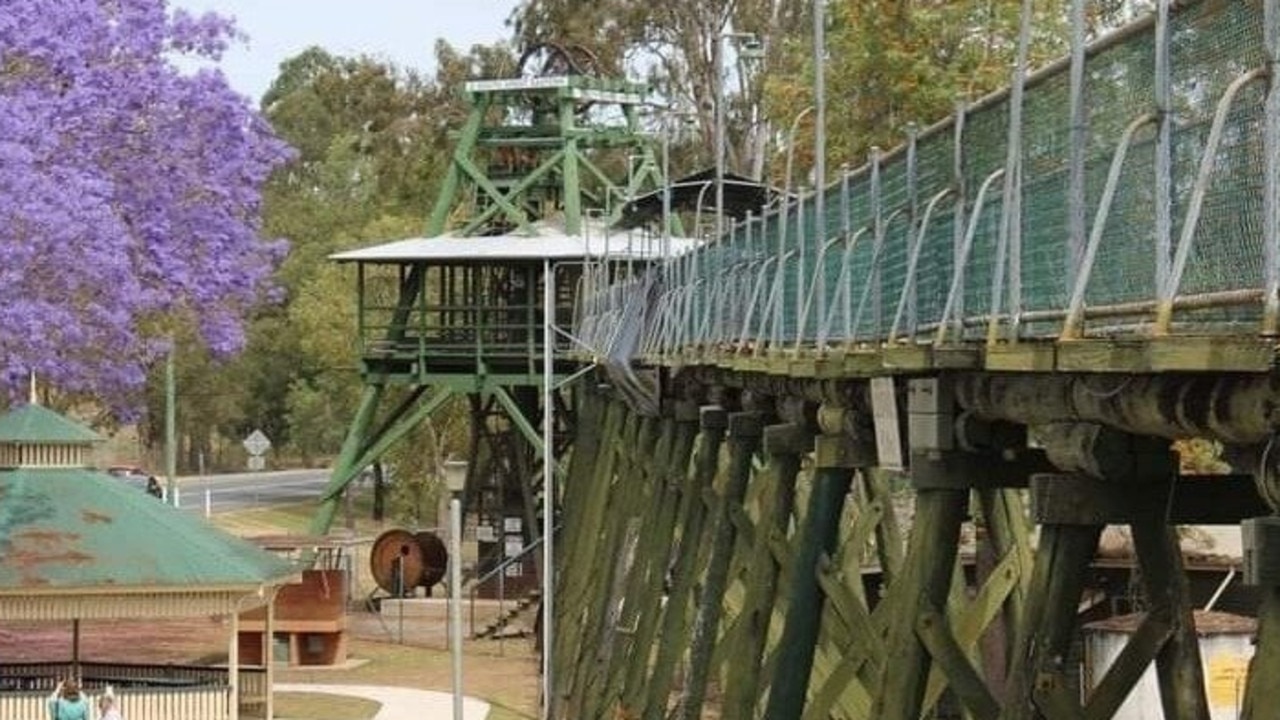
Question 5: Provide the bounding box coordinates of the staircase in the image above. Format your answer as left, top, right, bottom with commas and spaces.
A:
475, 589, 541, 640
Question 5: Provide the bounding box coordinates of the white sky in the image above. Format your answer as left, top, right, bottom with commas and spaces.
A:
170, 0, 520, 102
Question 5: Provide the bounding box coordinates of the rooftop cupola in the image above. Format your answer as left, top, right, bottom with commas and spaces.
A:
0, 403, 102, 470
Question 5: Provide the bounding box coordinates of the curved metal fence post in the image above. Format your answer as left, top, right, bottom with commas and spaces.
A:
936, 168, 1005, 344
890, 188, 955, 343
1061, 114, 1158, 339
1155, 69, 1270, 335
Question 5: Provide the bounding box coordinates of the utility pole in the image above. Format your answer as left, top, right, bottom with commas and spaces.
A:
165, 349, 177, 505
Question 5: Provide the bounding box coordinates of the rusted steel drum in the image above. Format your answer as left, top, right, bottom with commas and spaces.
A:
416, 531, 448, 588
370, 528, 449, 595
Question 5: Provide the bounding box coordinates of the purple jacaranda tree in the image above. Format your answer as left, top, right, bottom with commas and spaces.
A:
0, 0, 291, 415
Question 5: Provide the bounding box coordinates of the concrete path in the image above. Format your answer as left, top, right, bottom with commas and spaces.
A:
275, 683, 491, 719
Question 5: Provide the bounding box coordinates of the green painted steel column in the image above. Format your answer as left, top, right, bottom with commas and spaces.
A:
642, 406, 728, 720
311, 383, 384, 535
560, 99, 582, 235
621, 401, 700, 713
718, 421, 805, 719
873, 454, 969, 720
677, 411, 763, 720
426, 99, 487, 235
763, 434, 854, 720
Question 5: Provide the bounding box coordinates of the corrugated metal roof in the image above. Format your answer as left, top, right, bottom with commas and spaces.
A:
329, 218, 699, 263
0, 404, 102, 444
0, 468, 298, 591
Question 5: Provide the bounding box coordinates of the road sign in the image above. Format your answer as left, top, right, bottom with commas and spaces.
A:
247, 455, 265, 471
243, 429, 271, 456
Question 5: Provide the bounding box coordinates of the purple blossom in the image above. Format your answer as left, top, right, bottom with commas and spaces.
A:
0, 0, 292, 415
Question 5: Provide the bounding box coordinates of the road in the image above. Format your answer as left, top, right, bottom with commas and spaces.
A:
172, 468, 333, 514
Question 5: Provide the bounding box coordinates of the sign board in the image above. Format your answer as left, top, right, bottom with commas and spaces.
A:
504, 517, 523, 533
870, 377, 905, 471
247, 455, 265, 471
243, 429, 271, 457
504, 537, 524, 558
476, 524, 497, 543
464, 76, 571, 93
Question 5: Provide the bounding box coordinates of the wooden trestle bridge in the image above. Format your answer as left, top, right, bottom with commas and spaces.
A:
314, 1, 1280, 718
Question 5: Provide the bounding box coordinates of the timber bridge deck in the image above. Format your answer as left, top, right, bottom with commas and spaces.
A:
558, 1, 1280, 719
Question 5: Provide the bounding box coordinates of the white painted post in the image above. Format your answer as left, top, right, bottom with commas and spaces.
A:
450, 496, 464, 720
229, 609, 240, 720
204, 488, 212, 518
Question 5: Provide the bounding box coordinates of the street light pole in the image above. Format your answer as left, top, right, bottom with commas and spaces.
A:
541, 257, 555, 720
165, 348, 177, 506
443, 460, 468, 720
813, 0, 827, 344
714, 33, 727, 244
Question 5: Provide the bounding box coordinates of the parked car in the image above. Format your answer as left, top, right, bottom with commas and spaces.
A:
106, 465, 152, 493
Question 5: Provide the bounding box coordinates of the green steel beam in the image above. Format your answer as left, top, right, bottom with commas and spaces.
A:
459, 148, 567, 236
427, 98, 488, 236
560, 100, 582, 236
311, 383, 385, 535
455, 154, 532, 232
320, 387, 456, 504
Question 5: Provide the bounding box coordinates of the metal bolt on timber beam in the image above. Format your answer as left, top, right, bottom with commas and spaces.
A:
763, 425, 861, 720
641, 406, 727, 720
677, 411, 762, 720
1004, 478, 1104, 720
954, 373, 1280, 445
1013, 427, 1210, 720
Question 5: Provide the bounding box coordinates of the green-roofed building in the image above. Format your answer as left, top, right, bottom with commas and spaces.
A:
0, 402, 299, 720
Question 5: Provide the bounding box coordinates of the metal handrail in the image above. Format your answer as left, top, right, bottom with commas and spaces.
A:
467, 523, 561, 638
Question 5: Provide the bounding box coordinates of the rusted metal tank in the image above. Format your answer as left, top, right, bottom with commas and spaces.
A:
369, 528, 448, 596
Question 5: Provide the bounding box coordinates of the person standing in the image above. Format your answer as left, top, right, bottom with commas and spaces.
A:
47, 679, 90, 720
97, 686, 122, 720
